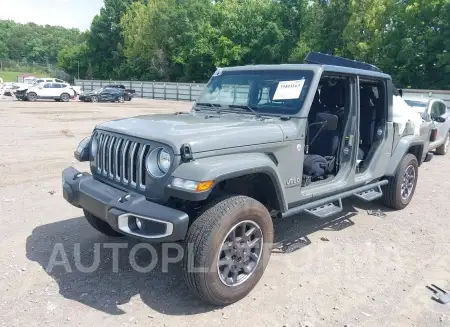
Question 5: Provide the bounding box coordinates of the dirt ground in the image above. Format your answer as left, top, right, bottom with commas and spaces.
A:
0, 98, 449, 327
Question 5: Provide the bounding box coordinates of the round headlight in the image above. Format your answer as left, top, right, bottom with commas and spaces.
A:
91, 136, 98, 156
157, 149, 171, 174
146, 148, 171, 178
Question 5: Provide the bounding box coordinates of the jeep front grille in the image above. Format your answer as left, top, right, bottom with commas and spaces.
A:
92, 132, 150, 190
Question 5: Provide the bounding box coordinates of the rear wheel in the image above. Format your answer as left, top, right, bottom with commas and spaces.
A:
91, 95, 98, 103
183, 195, 273, 306
83, 210, 124, 237
27, 92, 37, 102
381, 153, 418, 210
435, 133, 449, 155
60, 93, 70, 102
117, 96, 125, 103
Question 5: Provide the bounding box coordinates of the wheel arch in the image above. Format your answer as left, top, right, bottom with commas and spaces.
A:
167, 153, 287, 212
386, 137, 424, 176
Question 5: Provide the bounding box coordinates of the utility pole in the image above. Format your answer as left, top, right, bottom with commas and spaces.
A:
77, 61, 80, 80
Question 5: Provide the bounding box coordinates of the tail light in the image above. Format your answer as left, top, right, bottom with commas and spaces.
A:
430, 128, 438, 142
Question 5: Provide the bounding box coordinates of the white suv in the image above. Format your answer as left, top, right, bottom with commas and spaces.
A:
26, 82, 75, 102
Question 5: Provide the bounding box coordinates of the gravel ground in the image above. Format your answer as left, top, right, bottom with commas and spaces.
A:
0, 98, 449, 327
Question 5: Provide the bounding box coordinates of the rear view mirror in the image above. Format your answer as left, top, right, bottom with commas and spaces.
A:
316, 112, 338, 131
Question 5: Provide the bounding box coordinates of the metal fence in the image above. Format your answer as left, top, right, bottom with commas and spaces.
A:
75, 79, 450, 106
75, 79, 206, 102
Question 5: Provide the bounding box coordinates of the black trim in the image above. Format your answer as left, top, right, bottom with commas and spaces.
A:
62, 166, 189, 242
166, 167, 286, 212
305, 52, 382, 72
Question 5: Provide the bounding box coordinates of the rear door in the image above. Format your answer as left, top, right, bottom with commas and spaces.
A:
100, 88, 115, 101
429, 100, 447, 147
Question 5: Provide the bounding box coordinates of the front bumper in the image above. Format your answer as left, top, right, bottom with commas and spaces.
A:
62, 167, 189, 242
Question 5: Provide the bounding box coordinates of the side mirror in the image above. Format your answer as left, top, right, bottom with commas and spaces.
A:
398, 89, 403, 97
316, 112, 338, 131
434, 116, 446, 123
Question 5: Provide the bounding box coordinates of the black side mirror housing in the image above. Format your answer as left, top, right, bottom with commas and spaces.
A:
398, 89, 403, 97
434, 116, 446, 123
316, 112, 338, 131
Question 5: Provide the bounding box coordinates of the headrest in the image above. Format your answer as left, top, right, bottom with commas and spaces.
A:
320, 83, 345, 108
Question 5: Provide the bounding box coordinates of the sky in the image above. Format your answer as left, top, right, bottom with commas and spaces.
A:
0, 0, 104, 30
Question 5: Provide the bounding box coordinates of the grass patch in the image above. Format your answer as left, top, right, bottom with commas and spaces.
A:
0, 71, 45, 82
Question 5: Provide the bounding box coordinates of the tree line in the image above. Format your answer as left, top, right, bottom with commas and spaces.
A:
1, 1, 448, 89
0, 20, 84, 64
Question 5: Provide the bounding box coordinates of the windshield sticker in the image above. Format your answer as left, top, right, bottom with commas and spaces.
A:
273, 79, 305, 100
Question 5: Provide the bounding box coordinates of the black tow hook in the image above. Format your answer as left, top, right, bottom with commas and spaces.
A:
119, 194, 131, 203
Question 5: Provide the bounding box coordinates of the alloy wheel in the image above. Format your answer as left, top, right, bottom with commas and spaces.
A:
217, 220, 263, 287
401, 164, 416, 201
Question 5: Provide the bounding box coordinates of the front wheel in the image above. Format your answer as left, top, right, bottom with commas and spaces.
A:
381, 153, 418, 210
117, 96, 125, 103
435, 133, 449, 155
27, 92, 37, 102
183, 195, 273, 306
91, 96, 98, 103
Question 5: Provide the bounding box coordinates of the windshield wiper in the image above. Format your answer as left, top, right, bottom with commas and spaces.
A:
194, 102, 221, 113
227, 104, 263, 119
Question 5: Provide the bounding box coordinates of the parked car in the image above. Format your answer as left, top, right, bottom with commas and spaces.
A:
79, 87, 132, 102
0, 82, 21, 96
16, 82, 75, 102
15, 77, 82, 96
63, 52, 433, 306
104, 84, 136, 97
404, 97, 450, 155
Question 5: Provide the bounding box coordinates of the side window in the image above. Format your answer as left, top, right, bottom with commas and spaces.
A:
36, 79, 44, 83
55, 79, 64, 83
438, 102, 447, 116
46, 79, 53, 82
43, 83, 51, 88
61, 84, 68, 88
430, 102, 441, 118
52, 83, 61, 88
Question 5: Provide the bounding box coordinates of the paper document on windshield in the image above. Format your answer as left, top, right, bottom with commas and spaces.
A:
273, 79, 305, 100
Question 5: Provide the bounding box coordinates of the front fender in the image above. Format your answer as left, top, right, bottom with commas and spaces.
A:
167, 153, 287, 211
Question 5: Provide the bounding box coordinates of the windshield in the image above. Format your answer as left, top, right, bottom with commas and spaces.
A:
404, 100, 427, 109
196, 69, 314, 115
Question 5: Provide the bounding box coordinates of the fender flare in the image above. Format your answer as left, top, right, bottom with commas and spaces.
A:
386, 136, 424, 176
167, 153, 287, 211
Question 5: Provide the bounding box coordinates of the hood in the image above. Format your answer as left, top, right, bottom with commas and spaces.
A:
97, 113, 284, 154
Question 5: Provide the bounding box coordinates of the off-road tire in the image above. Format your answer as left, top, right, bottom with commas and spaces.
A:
435, 133, 449, 155
83, 209, 124, 237
381, 153, 418, 210
60, 93, 70, 102
27, 92, 37, 102
183, 195, 273, 306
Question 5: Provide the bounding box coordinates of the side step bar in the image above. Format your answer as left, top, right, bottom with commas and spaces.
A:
354, 185, 383, 202
305, 199, 343, 218
281, 180, 388, 219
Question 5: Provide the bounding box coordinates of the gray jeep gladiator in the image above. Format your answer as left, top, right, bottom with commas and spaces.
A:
62, 53, 433, 306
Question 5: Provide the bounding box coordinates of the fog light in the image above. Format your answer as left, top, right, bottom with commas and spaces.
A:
135, 218, 143, 229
